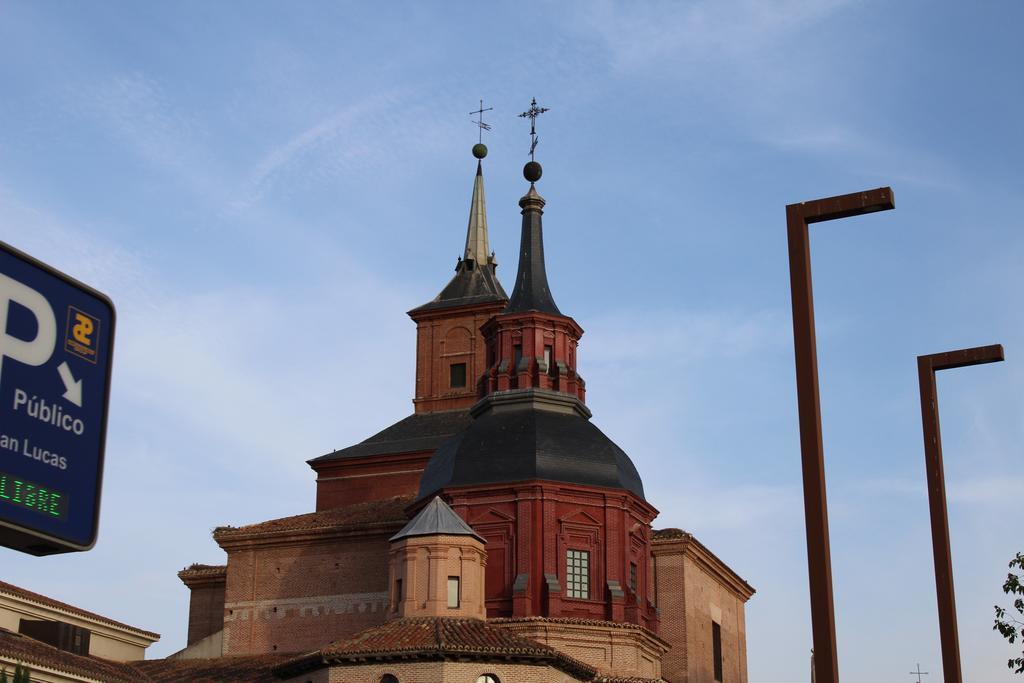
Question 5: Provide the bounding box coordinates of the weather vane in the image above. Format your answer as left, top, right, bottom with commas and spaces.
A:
470, 99, 493, 144
518, 97, 549, 161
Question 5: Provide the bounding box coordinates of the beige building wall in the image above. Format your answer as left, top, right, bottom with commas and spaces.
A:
0, 660, 100, 683
0, 591, 157, 662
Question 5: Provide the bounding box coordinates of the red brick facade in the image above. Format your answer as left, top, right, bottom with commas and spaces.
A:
313, 451, 431, 510
411, 301, 506, 413
440, 482, 659, 631
480, 311, 586, 401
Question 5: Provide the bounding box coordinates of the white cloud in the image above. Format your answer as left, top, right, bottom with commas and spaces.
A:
63, 73, 222, 193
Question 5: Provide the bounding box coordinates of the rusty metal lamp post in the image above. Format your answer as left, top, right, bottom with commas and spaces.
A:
786, 187, 895, 683
917, 345, 1004, 683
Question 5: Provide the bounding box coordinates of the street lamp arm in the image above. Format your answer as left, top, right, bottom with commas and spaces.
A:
789, 187, 895, 224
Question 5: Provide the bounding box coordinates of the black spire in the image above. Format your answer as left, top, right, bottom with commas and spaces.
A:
507, 98, 560, 315
505, 182, 561, 315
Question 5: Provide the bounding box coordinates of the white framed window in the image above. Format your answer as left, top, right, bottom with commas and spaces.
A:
566, 549, 590, 599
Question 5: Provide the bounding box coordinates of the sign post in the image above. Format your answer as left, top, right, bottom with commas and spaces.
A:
0, 241, 115, 555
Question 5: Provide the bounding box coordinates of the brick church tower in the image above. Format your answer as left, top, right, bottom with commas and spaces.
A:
415, 157, 659, 631
173, 133, 754, 683
408, 148, 508, 415
308, 146, 507, 511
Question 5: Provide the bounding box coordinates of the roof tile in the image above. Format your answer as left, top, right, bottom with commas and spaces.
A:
214, 495, 413, 539
0, 628, 141, 682
276, 617, 597, 680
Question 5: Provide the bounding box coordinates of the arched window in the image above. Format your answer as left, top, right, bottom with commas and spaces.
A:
380, 675, 399, 683
476, 675, 500, 683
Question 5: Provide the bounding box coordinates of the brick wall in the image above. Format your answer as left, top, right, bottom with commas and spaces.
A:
682, 557, 748, 683
390, 534, 488, 620
652, 533, 753, 683
493, 617, 667, 680
178, 566, 227, 648
411, 303, 504, 414
313, 452, 431, 510
186, 579, 225, 646
653, 546, 688, 680
446, 482, 658, 628
222, 534, 393, 656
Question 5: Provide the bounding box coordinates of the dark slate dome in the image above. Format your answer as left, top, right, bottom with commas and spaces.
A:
417, 393, 645, 500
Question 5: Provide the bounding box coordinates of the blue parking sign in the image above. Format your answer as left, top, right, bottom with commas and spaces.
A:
0, 241, 115, 555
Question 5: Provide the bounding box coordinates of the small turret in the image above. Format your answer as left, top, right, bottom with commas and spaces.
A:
407, 143, 508, 414
387, 496, 487, 620
479, 101, 585, 402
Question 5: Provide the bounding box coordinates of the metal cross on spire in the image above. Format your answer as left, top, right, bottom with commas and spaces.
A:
470, 99, 493, 144
518, 97, 549, 160
909, 663, 930, 683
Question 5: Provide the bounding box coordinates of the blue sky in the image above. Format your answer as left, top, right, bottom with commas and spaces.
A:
1, 1, 1022, 679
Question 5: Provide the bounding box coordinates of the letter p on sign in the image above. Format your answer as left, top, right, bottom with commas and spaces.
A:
0, 272, 56, 380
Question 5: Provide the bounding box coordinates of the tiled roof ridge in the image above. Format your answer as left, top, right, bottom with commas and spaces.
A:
275, 616, 598, 680
0, 627, 143, 682
214, 495, 413, 539
651, 527, 690, 540
178, 563, 226, 577
310, 410, 472, 463
0, 580, 159, 639
129, 652, 294, 682
491, 615, 651, 632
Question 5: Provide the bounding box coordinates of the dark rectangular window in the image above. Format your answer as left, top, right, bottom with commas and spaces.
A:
513, 344, 523, 367
395, 579, 402, 604
630, 562, 638, 593
712, 620, 723, 681
450, 362, 467, 388
566, 549, 590, 599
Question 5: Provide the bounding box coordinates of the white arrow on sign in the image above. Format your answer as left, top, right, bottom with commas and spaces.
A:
57, 361, 82, 408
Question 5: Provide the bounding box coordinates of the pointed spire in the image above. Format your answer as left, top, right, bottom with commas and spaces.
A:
463, 159, 490, 265
505, 162, 561, 315
409, 145, 507, 314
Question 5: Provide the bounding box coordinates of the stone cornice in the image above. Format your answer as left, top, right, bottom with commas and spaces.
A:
407, 298, 506, 323
491, 616, 671, 651
214, 520, 404, 551
480, 310, 584, 338
651, 531, 755, 601
470, 388, 592, 419
177, 564, 227, 589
